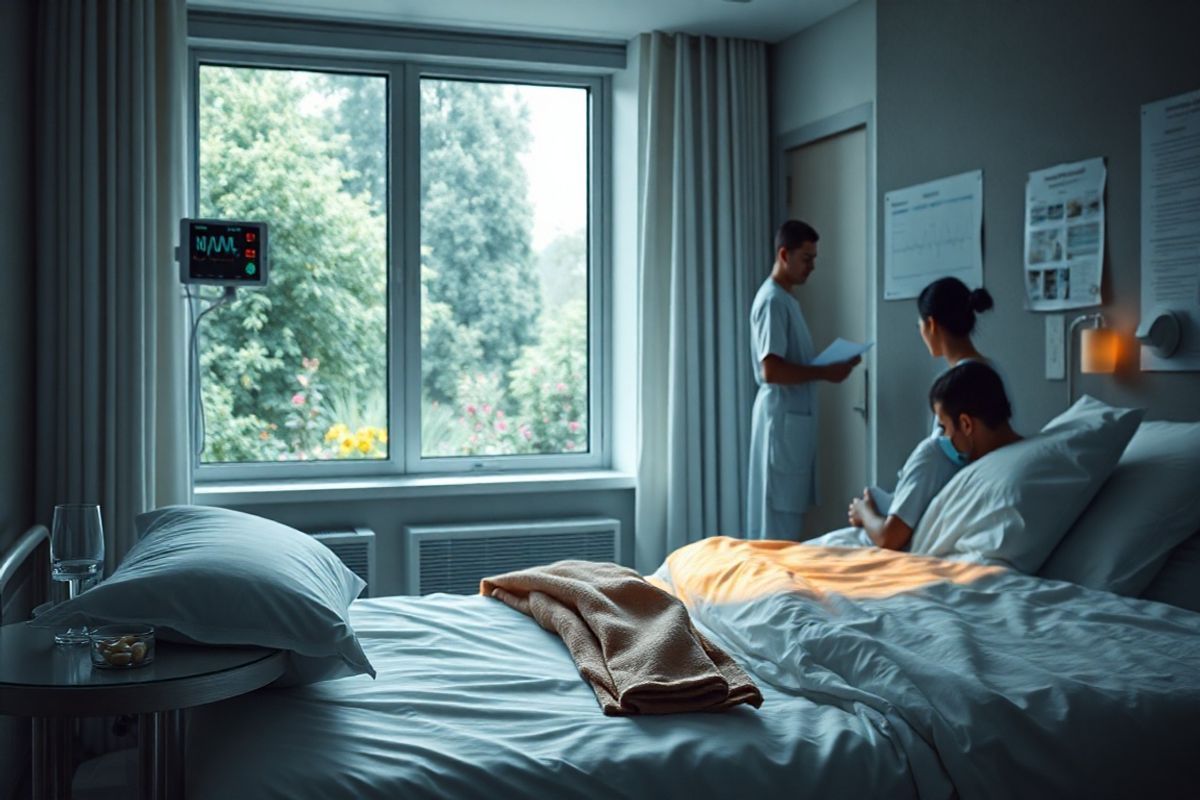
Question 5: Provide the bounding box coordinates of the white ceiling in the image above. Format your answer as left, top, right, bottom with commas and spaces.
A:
188, 0, 858, 44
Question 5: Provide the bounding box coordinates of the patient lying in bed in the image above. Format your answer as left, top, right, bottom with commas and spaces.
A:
842, 361, 1020, 550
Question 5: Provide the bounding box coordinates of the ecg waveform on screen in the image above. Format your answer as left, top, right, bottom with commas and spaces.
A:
194, 234, 237, 257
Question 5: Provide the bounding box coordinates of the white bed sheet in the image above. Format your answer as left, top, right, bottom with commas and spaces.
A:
187, 594, 923, 800
188, 551, 1200, 800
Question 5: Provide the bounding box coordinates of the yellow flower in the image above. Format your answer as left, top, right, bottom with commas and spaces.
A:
357, 436, 372, 454
377, 428, 389, 444
324, 423, 348, 443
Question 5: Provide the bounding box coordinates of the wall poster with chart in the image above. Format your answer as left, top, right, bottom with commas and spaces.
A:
1023, 157, 1106, 312
1141, 88, 1200, 371
884, 170, 983, 300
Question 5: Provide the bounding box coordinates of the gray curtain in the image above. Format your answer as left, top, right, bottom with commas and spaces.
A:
36, 0, 191, 575
635, 32, 772, 572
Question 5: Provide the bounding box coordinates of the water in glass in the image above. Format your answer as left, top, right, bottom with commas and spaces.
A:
50, 504, 105, 645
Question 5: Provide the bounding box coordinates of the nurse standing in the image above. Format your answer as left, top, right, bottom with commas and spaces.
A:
746, 220, 860, 540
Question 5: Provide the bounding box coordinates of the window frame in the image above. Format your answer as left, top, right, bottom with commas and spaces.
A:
188, 47, 611, 484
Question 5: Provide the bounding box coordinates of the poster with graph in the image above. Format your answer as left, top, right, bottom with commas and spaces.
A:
884, 170, 983, 300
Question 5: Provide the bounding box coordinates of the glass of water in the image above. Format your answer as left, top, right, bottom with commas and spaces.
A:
50, 503, 105, 645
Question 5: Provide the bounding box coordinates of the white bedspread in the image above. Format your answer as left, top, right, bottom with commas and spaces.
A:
188, 543, 1200, 799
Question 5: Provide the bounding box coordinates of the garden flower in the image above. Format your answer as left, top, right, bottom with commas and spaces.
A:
291, 393, 306, 406
466, 403, 477, 415
556, 382, 566, 393
495, 420, 508, 432
568, 421, 580, 433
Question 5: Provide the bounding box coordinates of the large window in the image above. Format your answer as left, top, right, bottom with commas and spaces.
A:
194, 57, 602, 477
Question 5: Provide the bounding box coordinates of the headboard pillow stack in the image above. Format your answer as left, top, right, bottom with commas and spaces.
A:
1039, 421, 1200, 596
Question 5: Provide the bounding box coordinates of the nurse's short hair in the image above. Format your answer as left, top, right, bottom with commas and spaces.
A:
775, 220, 819, 253
929, 361, 1011, 429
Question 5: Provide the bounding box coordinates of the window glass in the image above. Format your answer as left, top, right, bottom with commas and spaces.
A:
419, 79, 589, 458
197, 65, 388, 463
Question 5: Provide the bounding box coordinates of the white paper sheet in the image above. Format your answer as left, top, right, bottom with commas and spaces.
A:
811, 337, 874, 366
1141, 89, 1200, 371
1023, 157, 1106, 311
884, 170, 983, 300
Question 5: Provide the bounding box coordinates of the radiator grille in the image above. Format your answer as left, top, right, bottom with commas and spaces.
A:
312, 528, 376, 598
406, 519, 620, 595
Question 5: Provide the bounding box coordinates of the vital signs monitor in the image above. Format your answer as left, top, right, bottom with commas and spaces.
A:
178, 218, 269, 286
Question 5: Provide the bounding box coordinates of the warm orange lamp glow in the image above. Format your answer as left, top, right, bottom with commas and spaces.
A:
1080, 326, 1118, 374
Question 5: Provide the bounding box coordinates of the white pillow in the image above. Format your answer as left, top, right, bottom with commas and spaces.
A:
910, 396, 1144, 573
1039, 422, 1200, 595
1140, 532, 1200, 613
33, 505, 374, 685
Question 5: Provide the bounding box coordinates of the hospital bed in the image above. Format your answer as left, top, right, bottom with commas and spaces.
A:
6, 409, 1200, 799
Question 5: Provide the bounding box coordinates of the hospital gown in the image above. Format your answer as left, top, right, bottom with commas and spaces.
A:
746, 277, 817, 540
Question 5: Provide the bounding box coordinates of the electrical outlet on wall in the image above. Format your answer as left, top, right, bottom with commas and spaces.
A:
1045, 314, 1065, 380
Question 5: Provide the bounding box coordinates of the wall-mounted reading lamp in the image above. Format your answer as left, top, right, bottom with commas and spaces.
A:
1135, 309, 1183, 359
1067, 312, 1117, 404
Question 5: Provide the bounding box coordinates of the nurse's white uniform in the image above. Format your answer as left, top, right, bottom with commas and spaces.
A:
746, 277, 817, 540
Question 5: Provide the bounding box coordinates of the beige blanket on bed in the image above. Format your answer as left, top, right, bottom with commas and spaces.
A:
480, 560, 763, 716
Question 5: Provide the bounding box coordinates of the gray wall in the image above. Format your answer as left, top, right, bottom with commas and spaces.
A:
0, 1, 36, 795
771, 0, 875, 135
876, 0, 1200, 478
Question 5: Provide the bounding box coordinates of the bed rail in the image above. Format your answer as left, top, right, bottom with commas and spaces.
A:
0, 525, 49, 624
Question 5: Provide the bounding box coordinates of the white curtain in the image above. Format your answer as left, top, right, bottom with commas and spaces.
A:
36, 0, 191, 575
634, 32, 772, 572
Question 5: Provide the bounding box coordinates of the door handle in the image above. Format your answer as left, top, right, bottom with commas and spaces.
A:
852, 367, 869, 422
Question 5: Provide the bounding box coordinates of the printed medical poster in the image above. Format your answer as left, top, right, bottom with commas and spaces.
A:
1141, 88, 1200, 371
884, 170, 983, 300
1023, 157, 1105, 311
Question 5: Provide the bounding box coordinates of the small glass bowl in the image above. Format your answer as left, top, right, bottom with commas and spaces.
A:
89, 625, 155, 669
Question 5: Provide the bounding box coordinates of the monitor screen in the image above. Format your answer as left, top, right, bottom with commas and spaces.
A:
179, 219, 269, 286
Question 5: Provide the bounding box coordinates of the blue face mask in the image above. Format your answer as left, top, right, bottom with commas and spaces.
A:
937, 435, 970, 467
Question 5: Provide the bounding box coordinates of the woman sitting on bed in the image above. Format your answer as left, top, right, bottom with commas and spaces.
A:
848, 360, 1022, 549
841, 278, 1009, 550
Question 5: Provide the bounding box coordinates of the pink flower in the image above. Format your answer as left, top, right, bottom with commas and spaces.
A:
495, 420, 508, 432
469, 434, 478, 444
466, 403, 477, 415
568, 421, 580, 433
521, 427, 532, 441
565, 441, 576, 450
291, 393, 306, 406
496, 410, 505, 419
556, 382, 567, 393
482, 403, 492, 414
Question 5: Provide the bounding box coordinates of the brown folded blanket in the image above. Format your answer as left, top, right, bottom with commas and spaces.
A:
480, 560, 763, 716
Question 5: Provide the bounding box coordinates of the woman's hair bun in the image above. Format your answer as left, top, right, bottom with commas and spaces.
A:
969, 288, 994, 313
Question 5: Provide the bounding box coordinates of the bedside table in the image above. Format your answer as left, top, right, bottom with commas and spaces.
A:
0, 621, 286, 800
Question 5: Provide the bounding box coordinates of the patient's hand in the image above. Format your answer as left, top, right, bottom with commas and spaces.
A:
847, 488, 876, 528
